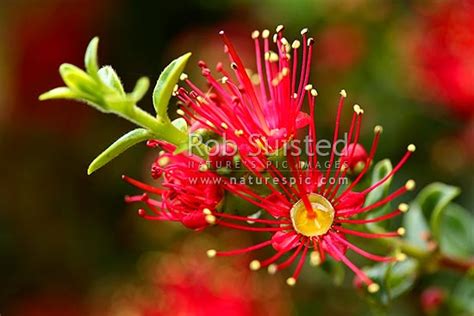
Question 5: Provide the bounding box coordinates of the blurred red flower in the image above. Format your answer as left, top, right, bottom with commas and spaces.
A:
101, 235, 291, 316
409, 0, 474, 117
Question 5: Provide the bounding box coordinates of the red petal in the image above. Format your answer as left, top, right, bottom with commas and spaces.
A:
321, 232, 348, 260
181, 212, 208, 230
336, 191, 366, 210
263, 192, 291, 218
295, 111, 311, 129
271, 231, 300, 251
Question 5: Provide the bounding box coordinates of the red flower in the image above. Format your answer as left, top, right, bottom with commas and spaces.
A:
123, 141, 224, 230
205, 90, 415, 291
174, 26, 313, 169
410, 0, 474, 117
103, 237, 291, 316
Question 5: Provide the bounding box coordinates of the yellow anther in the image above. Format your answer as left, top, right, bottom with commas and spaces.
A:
205, 214, 216, 224
292, 40, 301, 49
399, 203, 409, 213
374, 125, 383, 134
249, 260, 261, 271
207, 249, 217, 258
368, 283, 380, 293
405, 180, 416, 191
267, 264, 277, 274
286, 277, 296, 286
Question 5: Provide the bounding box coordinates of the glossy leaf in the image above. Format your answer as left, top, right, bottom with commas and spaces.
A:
153, 52, 191, 120
364, 258, 418, 305
403, 202, 431, 250
439, 203, 474, 259
416, 182, 460, 240
88, 128, 154, 175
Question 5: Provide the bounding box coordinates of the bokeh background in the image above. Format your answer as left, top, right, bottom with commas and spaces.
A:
0, 0, 473, 315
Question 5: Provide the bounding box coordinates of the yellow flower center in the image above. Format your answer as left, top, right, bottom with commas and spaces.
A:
290, 193, 335, 237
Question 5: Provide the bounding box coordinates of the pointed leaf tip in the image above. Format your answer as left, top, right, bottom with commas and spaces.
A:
39, 87, 76, 101
130, 77, 150, 101
87, 128, 154, 175
153, 52, 192, 120
85, 37, 100, 78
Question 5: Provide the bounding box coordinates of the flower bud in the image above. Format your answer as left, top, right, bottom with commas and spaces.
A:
339, 143, 368, 174
421, 287, 445, 313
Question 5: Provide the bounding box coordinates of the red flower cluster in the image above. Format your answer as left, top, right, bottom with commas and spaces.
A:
124, 26, 415, 291
175, 26, 314, 169
124, 140, 224, 230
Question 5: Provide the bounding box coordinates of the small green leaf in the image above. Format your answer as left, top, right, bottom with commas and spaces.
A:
129, 77, 150, 102
59, 63, 98, 96
153, 52, 191, 120
416, 182, 460, 240
84, 37, 100, 79
39, 87, 76, 100
171, 118, 188, 133
365, 159, 393, 232
439, 203, 474, 259
98, 66, 126, 95
88, 128, 154, 175
450, 272, 474, 316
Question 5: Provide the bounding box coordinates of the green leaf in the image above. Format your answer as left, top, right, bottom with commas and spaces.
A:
363, 258, 418, 305
87, 128, 154, 175
129, 77, 150, 102
153, 52, 191, 120
98, 66, 126, 95
416, 182, 460, 240
59, 63, 98, 96
365, 159, 393, 233
39, 87, 76, 100
403, 202, 431, 250
450, 272, 474, 316
439, 203, 474, 259
84, 37, 100, 79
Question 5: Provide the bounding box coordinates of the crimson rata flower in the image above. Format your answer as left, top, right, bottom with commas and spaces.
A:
174, 26, 314, 170
202, 70, 416, 291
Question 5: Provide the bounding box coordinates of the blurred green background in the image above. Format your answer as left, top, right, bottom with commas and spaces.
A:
0, 0, 472, 315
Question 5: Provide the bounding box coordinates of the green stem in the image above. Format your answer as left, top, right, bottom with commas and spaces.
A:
120, 106, 187, 146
